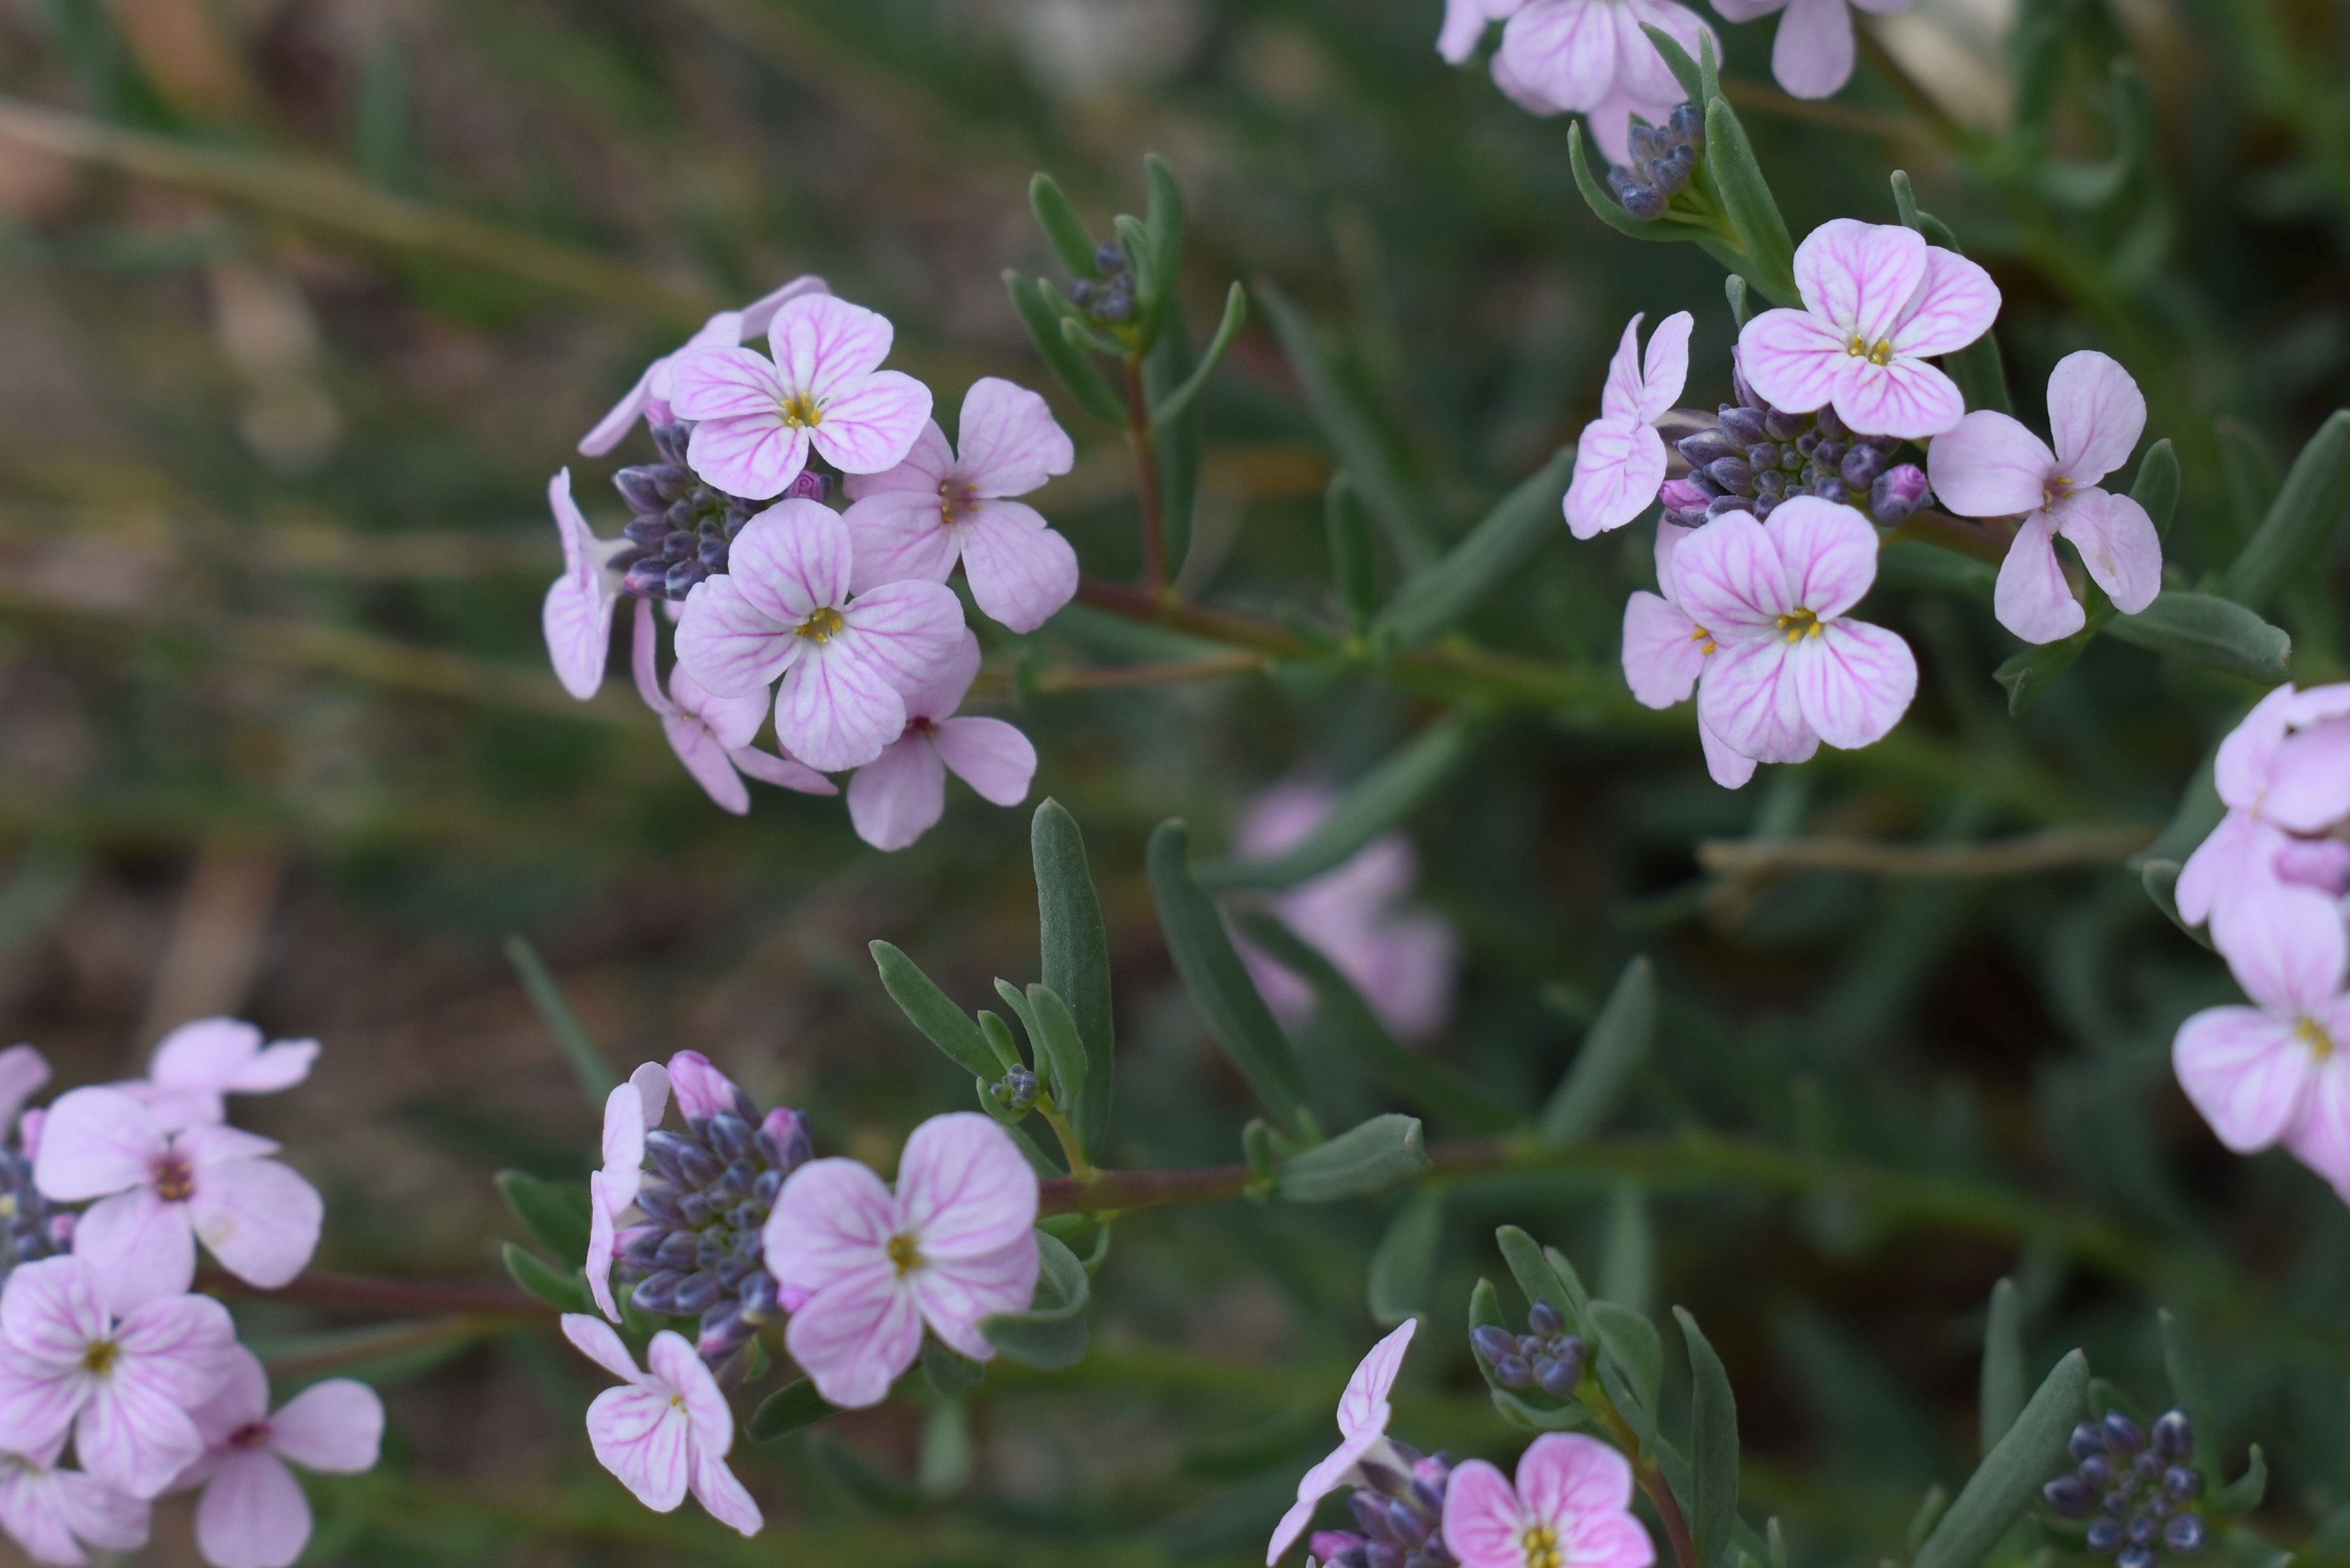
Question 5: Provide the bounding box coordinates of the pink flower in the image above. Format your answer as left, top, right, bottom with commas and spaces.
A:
1710, 0, 1913, 99
1, 1044, 49, 1139
629, 600, 835, 816
177, 1347, 383, 1568
33, 1088, 322, 1314
1565, 312, 1694, 540
1492, 0, 1716, 162
765, 1111, 1040, 1409
1738, 219, 2000, 440
561, 1314, 762, 1536
0, 1433, 149, 1567
2178, 683, 2350, 948
579, 277, 830, 456
1440, 0, 1527, 59
122, 1019, 318, 1133
669, 294, 933, 501
0, 1258, 233, 1498
1929, 351, 2160, 643
843, 378, 1080, 634
1620, 522, 1758, 789
1266, 1319, 1418, 1565
666, 1050, 748, 1124
1674, 498, 1918, 765
544, 469, 632, 700
1443, 1433, 1656, 1568
675, 499, 966, 773
586, 1062, 673, 1323
846, 631, 1038, 851
2173, 885, 2350, 1197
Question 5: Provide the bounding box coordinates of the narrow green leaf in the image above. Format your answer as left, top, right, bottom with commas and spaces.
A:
1590, 1299, 1664, 1424
2133, 438, 2181, 540
2222, 410, 2350, 612
1544, 1247, 1595, 1320
1980, 1278, 2025, 1456
2105, 591, 2291, 681
2217, 418, 2281, 539
1369, 1189, 1445, 1326
975, 1009, 1026, 1073
1112, 213, 1156, 301
1702, 99, 1796, 304
1024, 984, 1089, 1115
1005, 270, 1124, 424
748, 1378, 840, 1442
503, 935, 613, 1100
495, 1171, 591, 1266
1028, 173, 1098, 277
1200, 715, 1478, 891
1891, 169, 1923, 229
1144, 296, 1201, 576
980, 1231, 1092, 1369
1143, 153, 1187, 316
1602, 1184, 1656, 1319
1540, 957, 1657, 1146
1327, 472, 1382, 631
1032, 801, 1115, 1157
501, 1243, 589, 1313
1568, 122, 1728, 250
1497, 1225, 1581, 1333
1994, 631, 2092, 717
1644, 24, 1704, 100
871, 941, 1000, 1081
1906, 1488, 1952, 1556
2158, 1310, 2221, 1486
1725, 274, 1751, 329
1146, 820, 1314, 1136
1150, 281, 1248, 432
1276, 1113, 1430, 1202
1675, 1308, 1741, 1568
2208, 1447, 2267, 1515
1059, 309, 1127, 358
1374, 447, 1577, 648
1912, 1350, 2089, 1568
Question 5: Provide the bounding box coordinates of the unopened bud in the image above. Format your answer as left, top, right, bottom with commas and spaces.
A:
785, 470, 831, 505
1492, 1353, 1533, 1389
2044, 1478, 2096, 1518
1526, 1300, 1565, 1337
1870, 464, 1930, 524
1619, 184, 1668, 223
1094, 240, 1127, 276
1717, 406, 1766, 447
2151, 1411, 2193, 1463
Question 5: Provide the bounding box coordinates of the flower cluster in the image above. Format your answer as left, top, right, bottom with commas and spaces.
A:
549, 285, 1068, 848
1470, 1297, 1587, 1397
1608, 107, 1706, 223
2042, 1411, 2208, 1568
0, 1021, 382, 1568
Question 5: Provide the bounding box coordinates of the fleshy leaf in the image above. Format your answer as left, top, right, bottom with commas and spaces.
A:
1275, 1113, 1431, 1202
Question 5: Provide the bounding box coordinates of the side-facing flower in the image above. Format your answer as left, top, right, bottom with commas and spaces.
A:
0, 1257, 234, 1498
847, 630, 1038, 851
33, 1088, 323, 1312
177, 1347, 383, 1568
669, 293, 932, 501
544, 469, 632, 700
1267, 1319, 1420, 1565
1620, 522, 1758, 788
579, 276, 829, 456
586, 1061, 671, 1322
1, 1045, 48, 1138
1440, 0, 1526, 59
561, 1315, 761, 1536
1710, 0, 1913, 99
1930, 350, 2160, 643
675, 499, 966, 773
123, 1019, 318, 1133
1738, 219, 1999, 440
1673, 498, 1918, 766
2177, 683, 2350, 948
1443, 1433, 1655, 1568
1565, 312, 1694, 540
843, 377, 1080, 633
0, 1434, 149, 1567
1492, 0, 1716, 163
629, 600, 835, 816
766, 1111, 1040, 1409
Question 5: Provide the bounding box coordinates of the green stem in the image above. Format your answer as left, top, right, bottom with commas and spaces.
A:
1038, 1104, 1099, 1183
1585, 1385, 1702, 1568
1889, 509, 2013, 568
1125, 358, 1169, 596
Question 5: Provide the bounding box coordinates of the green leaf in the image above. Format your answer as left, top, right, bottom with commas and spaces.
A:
1912, 1350, 2088, 1568
1024, 983, 1089, 1116
1028, 173, 1098, 277
748, 1378, 840, 1442
2133, 438, 2181, 540
1150, 281, 1247, 430
495, 1171, 591, 1266
1675, 1308, 1741, 1568
976, 1009, 1026, 1073
1644, 24, 1705, 101
501, 1242, 589, 1313
1200, 715, 1478, 891
1059, 308, 1127, 358
1032, 800, 1115, 1158
1994, 632, 2092, 717
1146, 820, 1314, 1136
2218, 418, 2282, 539
1544, 1246, 1596, 1320
1113, 213, 1157, 303
1145, 295, 1201, 576
1005, 270, 1124, 424
2208, 1446, 2267, 1515
1891, 169, 1923, 229
1143, 153, 1186, 316
980, 1231, 1092, 1369
2221, 409, 2350, 613
871, 941, 999, 1082
1374, 447, 1577, 648
1369, 1188, 1445, 1326
1568, 121, 1731, 251
1275, 1113, 1431, 1202
1540, 957, 1657, 1146
1725, 273, 1752, 329
922, 1339, 988, 1397
1601, 1184, 1655, 1319
503, 935, 614, 1100
1590, 1299, 1664, 1434
1497, 1225, 1582, 1332
1703, 98, 1797, 304
1979, 1278, 2025, 1456
2104, 591, 2291, 681
1327, 472, 1382, 632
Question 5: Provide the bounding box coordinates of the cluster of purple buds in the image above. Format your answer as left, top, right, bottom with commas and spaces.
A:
1311, 1443, 1459, 1568
608, 424, 829, 601
2043, 1410, 2206, 1568
1662, 370, 1932, 529
0, 1141, 69, 1288
1066, 242, 1138, 324
1471, 1298, 1586, 1399
1608, 105, 1706, 223
615, 1089, 814, 1364
989, 1065, 1042, 1113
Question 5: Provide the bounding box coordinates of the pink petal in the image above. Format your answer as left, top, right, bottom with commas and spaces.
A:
1767, 495, 1879, 619
911, 1231, 1040, 1360
839, 579, 968, 696
843, 420, 956, 502
80, 1372, 209, 1498
933, 717, 1037, 807
1442, 1457, 1532, 1568
1490, 45, 1567, 115
663, 715, 752, 815
1927, 411, 2056, 519
669, 345, 787, 423
771, 295, 894, 401
848, 738, 947, 851
1623, 590, 1708, 708
194, 1449, 309, 1568
2268, 718, 2350, 833
739, 275, 831, 339
765, 1156, 899, 1296
1736, 309, 1848, 416
665, 1052, 744, 1122
1710, 0, 1786, 20
810, 370, 935, 476
1351, 913, 1460, 1040
843, 488, 961, 596
585, 1175, 621, 1321
599, 1084, 648, 1214
176, 1121, 281, 1171
1440, 0, 1509, 61
544, 575, 617, 702
1498, 0, 1620, 112
1770, 0, 1855, 98
677, 665, 786, 746
648, 1331, 733, 1454
0, 1349, 85, 1463
186, 1345, 270, 1449
584, 1384, 690, 1512
2046, 350, 2144, 486
561, 1313, 643, 1384
960, 502, 1080, 632
34, 1087, 163, 1202
2286, 1057, 2350, 1194
1890, 245, 2002, 359
896, 1112, 1039, 1260
111, 1291, 235, 1407
69, 1189, 196, 1316
265, 1380, 383, 1475
1580, 80, 1675, 164
1268, 1425, 1386, 1565
629, 596, 675, 717
2214, 685, 2299, 810
2220, 883, 2348, 1015
777, 644, 910, 773
906, 629, 982, 724
1565, 419, 1667, 539
2176, 810, 2270, 928
1635, 310, 1694, 423
1793, 219, 1927, 343
956, 378, 1075, 497
631, 1061, 671, 1128
690, 1449, 764, 1537
1699, 716, 1760, 788
1671, 512, 1792, 636
1337, 1320, 1416, 1437
1519, 1432, 1640, 1528
1791, 620, 1917, 749
781, 1263, 923, 1409
146, 1019, 256, 1096
2054, 488, 2161, 614
673, 578, 795, 700
728, 499, 854, 625
2285, 683, 2350, 728
1597, 313, 1649, 425
1567, 1511, 1661, 1568
186, 1157, 323, 1291
686, 414, 810, 501
0, 1043, 50, 1136
1992, 513, 2085, 644
1, 1256, 109, 1367
730, 746, 839, 795
1617, 0, 1711, 103
1830, 355, 1966, 441
54, 1464, 154, 1555
2175, 1006, 2313, 1152
1700, 636, 1816, 763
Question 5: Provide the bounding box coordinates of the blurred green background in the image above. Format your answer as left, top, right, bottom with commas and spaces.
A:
4, 0, 2350, 1562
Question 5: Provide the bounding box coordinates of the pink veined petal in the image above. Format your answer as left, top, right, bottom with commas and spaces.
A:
2285, 1055, 2350, 1196
2221, 883, 2349, 1015
79, 1370, 207, 1498
600, 1084, 647, 1214
186, 1345, 270, 1451
2046, 349, 2145, 486
2214, 684, 2301, 810
1, 1256, 110, 1366
912, 1231, 1041, 1361
1829, 354, 1966, 441
1671, 512, 1793, 636
690, 1448, 765, 1538
1791, 620, 1917, 750
266, 1380, 383, 1475
776, 642, 908, 773
1488, 40, 1566, 115
0, 1352, 86, 1462
669, 345, 787, 422
959, 502, 1080, 633
33, 1086, 163, 1202
585, 1175, 621, 1321
1890, 244, 2001, 359
896, 1112, 1040, 1260
0, 1465, 87, 1567
145, 1019, 260, 1096
1439, 0, 1509, 61
1443, 1457, 1533, 1568
648, 1332, 733, 1455
175, 1121, 281, 1170
957, 378, 1076, 497
1598, 312, 1647, 424
729, 746, 838, 795
1698, 715, 1760, 788
186, 1156, 323, 1291
544, 574, 617, 702
1518, 1432, 1639, 1530
764, 1157, 899, 1296
632, 1061, 671, 1129
1498, 0, 1620, 113
1622, 590, 1710, 709
111, 1291, 234, 1408
584, 1384, 691, 1513
1565, 1511, 1661, 1568
2174, 1007, 2314, 1153
1767, 495, 1879, 619
1927, 411, 2057, 519
1699, 636, 1815, 764
782, 1263, 924, 1410
0, 1042, 50, 1134
1617, 0, 1712, 104
561, 1313, 644, 1384
2268, 717, 2350, 833
1268, 1424, 1386, 1565
1710, 0, 1786, 20
1565, 419, 1668, 539
676, 661, 781, 744
686, 414, 809, 501
843, 488, 963, 596
673, 578, 795, 700
1635, 310, 1695, 423
1993, 513, 2085, 644
649, 312, 748, 407
731, 499, 854, 623
1737, 309, 1849, 416
842, 420, 956, 503
838, 579, 967, 696
905, 629, 982, 724
194, 1449, 310, 1568
663, 713, 752, 816
69, 1189, 196, 1317
932, 717, 1038, 808
738, 274, 831, 339
1770, 0, 1857, 99
55, 1464, 154, 1555
810, 370, 936, 476
2054, 488, 2161, 614
770, 294, 895, 402
1337, 1319, 1418, 1438
1793, 219, 1927, 343
1654, 520, 1696, 603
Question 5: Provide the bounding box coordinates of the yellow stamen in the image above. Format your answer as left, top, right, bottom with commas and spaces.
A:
1845, 335, 1895, 366
83, 1341, 119, 1376
797, 607, 845, 642
779, 391, 824, 428
2297, 1017, 2337, 1060
1689, 623, 1718, 656
887, 1233, 925, 1277
1522, 1524, 1565, 1568
1775, 607, 1824, 643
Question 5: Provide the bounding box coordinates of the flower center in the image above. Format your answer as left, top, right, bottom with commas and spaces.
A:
1689, 623, 1718, 656
2044, 474, 2075, 508
153, 1153, 196, 1203
886, 1232, 925, 1277
1522, 1523, 1565, 1568
796, 606, 845, 642
778, 391, 824, 429
1845, 335, 1895, 366
937, 478, 982, 524
2296, 1016, 2337, 1059
82, 1339, 119, 1377
228, 1421, 271, 1451
1775, 607, 1824, 642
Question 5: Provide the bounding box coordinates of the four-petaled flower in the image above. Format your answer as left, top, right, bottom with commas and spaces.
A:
2177, 682, 2350, 954
1930, 350, 2161, 643
846, 630, 1038, 851
561, 1314, 762, 1537
1490, 0, 1718, 163
1265, 1318, 1419, 1565
544, 468, 632, 700
669, 294, 932, 501
1619, 522, 1758, 789
586, 1062, 674, 1322
675, 498, 966, 773
629, 600, 836, 816
578, 276, 829, 456
844, 377, 1081, 634
1738, 219, 1999, 440
764, 1111, 1040, 1409
121, 1018, 318, 1133
175, 1346, 384, 1568
0, 1434, 149, 1568
1565, 311, 1694, 540
1443, 1432, 1656, 1568
1709, 0, 1913, 100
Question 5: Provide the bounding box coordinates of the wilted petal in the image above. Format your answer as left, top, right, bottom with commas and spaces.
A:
1700, 636, 1815, 763
1621, 590, 1708, 709
765, 1157, 899, 1295
1671, 513, 1791, 636
843, 489, 961, 596
1768, 495, 1878, 619
782, 1263, 922, 1410
1443, 1457, 1532, 1568
2175, 1007, 2312, 1153
1890, 246, 2001, 359
771, 295, 894, 401
1928, 411, 2055, 519
1770, 0, 1855, 98
32, 1088, 161, 1203
1270, 1425, 1387, 1566
839, 579, 966, 696
1992, 513, 2084, 644
584, 1175, 621, 1321
911, 1231, 1040, 1361
1635, 310, 1694, 422
2046, 350, 2145, 486
584, 1384, 690, 1512
1830, 354, 1965, 441
957, 378, 1075, 497
961, 503, 1080, 632
194, 1449, 310, 1568
776, 644, 908, 773
1565, 418, 1667, 539
1791, 620, 1917, 750
2054, 488, 2160, 615
897, 1112, 1039, 1260
686, 415, 808, 501
187, 1156, 323, 1291
69, 1189, 195, 1316
933, 717, 1037, 807
1737, 308, 1848, 416
847, 734, 947, 851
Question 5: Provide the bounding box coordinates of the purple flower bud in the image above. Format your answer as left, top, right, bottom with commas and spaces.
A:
1095, 285, 1136, 323
631, 1270, 688, 1314
1763, 408, 1806, 441
624, 515, 671, 548
2163, 1467, 2200, 1502
1527, 1299, 1566, 1337
2044, 1478, 2096, 1518
2104, 1413, 2147, 1455
1870, 464, 1930, 524
1704, 495, 1750, 521
661, 530, 696, 561
2131, 1450, 2164, 1480
1388, 1499, 1434, 1546
1627, 123, 1663, 165
1668, 103, 1705, 147
1813, 404, 1849, 441
623, 561, 671, 600
1493, 1354, 1534, 1389
672, 1270, 727, 1315
1718, 406, 1767, 446
1754, 470, 1785, 498
654, 1230, 698, 1270
1312, 1531, 1370, 1568
664, 558, 709, 597
1366, 1544, 1406, 1568
2071, 1423, 2108, 1463
2164, 1515, 2206, 1555
1533, 1356, 1578, 1399
1094, 240, 1127, 276
1752, 494, 1781, 520
1652, 148, 1695, 194
2117, 1546, 2156, 1568
2152, 1411, 2193, 1463
1471, 1325, 1517, 1366
1747, 443, 1781, 471
2079, 1452, 2117, 1490
615, 468, 674, 515
1841, 445, 1889, 488
2127, 1515, 2160, 1547
1619, 184, 1669, 223
1351, 1492, 1400, 1543
1706, 457, 1754, 493
2087, 1518, 2124, 1555
785, 470, 831, 504
1793, 430, 1820, 457
760, 1107, 814, 1170
651, 422, 692, 466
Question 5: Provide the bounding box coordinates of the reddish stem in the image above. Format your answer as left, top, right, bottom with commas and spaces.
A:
1125, 358, 1170, 596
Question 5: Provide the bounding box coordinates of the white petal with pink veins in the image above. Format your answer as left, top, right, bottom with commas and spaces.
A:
956, 378, 1075, 497
933, 717, 1037, 807
769, 295, 894, 401
959, 501, 1080, 632
2054, 488, 2160, 614
1929, 410, 2058, 518
810, 370, 934, 476
847, 734, 948, 851
1790, 621, 1916, 750
1992, 513, 2084, 644
783, 1263, 923, 1410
